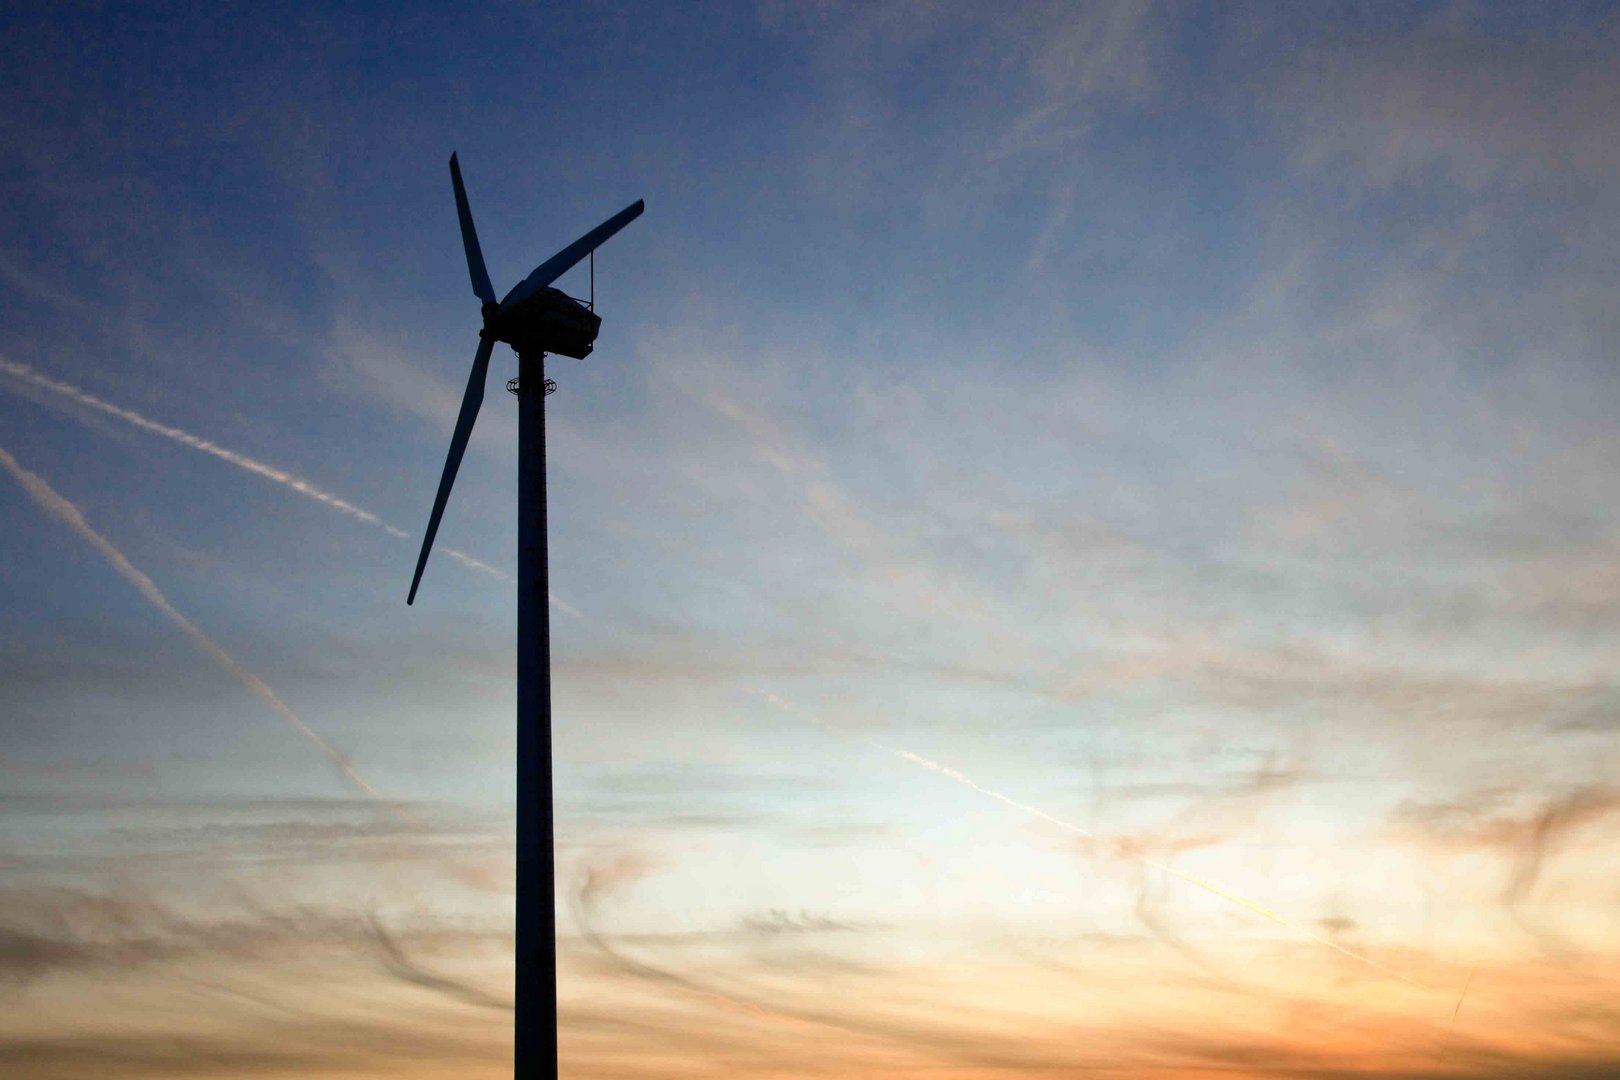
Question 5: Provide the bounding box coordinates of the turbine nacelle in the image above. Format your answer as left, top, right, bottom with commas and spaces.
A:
406, 153, 643, 604
481, 287, 602, 360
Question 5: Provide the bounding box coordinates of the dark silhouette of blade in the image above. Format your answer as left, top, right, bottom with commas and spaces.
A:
498, 199, 645, 314
408, 335, 495, 604
450, 153, 496, 305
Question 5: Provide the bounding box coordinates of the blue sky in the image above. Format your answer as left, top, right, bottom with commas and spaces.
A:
5, 3, 1620, 1077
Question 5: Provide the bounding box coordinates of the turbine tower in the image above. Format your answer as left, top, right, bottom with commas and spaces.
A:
408, 153, 643, 1079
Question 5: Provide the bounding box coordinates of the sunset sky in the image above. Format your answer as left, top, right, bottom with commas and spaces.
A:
4, 2, 1620, 1077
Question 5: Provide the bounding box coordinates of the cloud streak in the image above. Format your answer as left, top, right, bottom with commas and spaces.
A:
0, 357, 580, 609
0, 887, 371, 988
0, 445, 383, 800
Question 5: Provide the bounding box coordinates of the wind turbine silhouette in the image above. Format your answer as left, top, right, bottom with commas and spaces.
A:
408, 153, 643, 1079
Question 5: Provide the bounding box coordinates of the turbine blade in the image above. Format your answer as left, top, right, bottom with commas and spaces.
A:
408, 335, 495, 604
498, 199, 644, 314
450, 153, 497, 305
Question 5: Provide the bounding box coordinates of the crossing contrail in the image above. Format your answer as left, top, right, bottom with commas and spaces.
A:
757, 690, 1429, 990
0, 445, 383, 800
0, 357, 579, 615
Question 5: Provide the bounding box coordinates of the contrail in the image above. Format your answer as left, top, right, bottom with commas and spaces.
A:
0, 445, 382, 800
0, 357, 580, 615
758, 690, 1429, 990
1439, 962, 1478, 1062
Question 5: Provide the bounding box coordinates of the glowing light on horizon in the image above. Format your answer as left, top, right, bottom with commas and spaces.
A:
758, 691, 1431, 990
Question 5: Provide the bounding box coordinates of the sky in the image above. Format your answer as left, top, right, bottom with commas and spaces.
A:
3, 1, 1620, 1076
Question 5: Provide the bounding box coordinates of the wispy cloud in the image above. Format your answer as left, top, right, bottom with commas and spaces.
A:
988, 0, 1169, 162
1270, 22, 1620, 192
366, 912, 511, 1012
1389, 784, 1620, 949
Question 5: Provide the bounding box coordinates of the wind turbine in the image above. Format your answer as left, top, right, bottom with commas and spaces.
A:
408, 153, 643, 1079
